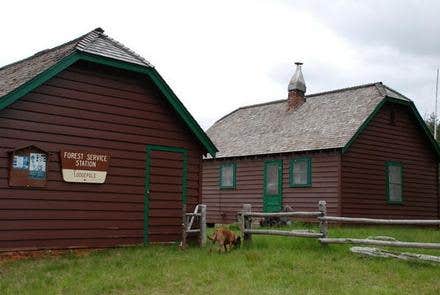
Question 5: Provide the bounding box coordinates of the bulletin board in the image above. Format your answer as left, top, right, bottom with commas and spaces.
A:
9, 145, 49, 187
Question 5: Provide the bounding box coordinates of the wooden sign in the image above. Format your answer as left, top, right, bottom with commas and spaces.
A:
9, 145, 49, 187
61, 150, 111, 183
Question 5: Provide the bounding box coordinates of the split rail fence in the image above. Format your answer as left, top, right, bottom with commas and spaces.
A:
240, 201, 440, 250
239, 201, 328, 242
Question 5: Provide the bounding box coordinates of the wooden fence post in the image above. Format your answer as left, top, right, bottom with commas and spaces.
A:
242, 204, 252, 242
318, 200, 328, 238
181, 203, 187, 249
199, 204, 207, 247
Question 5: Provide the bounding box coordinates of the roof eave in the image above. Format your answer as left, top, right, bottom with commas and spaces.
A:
207, 147, 343, 160
342, 95, 440, 159
0, 51, 218, 157
0, 52, 80, 110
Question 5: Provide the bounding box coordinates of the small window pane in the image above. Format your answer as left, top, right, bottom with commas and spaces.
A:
294, 172, 307, 185
389, 184, 402, 202
389, 166, 401, 184
266, 164, 279, 195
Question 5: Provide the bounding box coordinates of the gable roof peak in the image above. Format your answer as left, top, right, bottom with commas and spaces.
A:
0, 28, 217, 157
75, 28, 153, 67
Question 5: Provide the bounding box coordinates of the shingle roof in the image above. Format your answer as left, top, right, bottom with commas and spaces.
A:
0, 28, 152, 99
206, 82, 411, 158
0, 28, 218, 157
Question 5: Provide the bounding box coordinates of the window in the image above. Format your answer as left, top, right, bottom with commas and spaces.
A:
220, 163, 236, 189
265, 160, 282, 195
386, 161, 403, 204
289, 157, 312, 187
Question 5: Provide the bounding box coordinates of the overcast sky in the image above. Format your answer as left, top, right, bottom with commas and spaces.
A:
1, 0, 439, 129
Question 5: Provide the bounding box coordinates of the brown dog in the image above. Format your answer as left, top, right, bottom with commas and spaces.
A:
208, 227, 241, 252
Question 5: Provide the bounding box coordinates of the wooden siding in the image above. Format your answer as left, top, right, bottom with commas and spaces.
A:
0, 61, 204, 250
341, 102, 439, 219
148, 150, 184, 243
202, 151, 341, 224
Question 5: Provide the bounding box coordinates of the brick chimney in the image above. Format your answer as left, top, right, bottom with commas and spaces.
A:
287, 62, 306, 111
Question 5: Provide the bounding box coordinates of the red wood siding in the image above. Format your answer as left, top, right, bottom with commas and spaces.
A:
341, 102, 439, 219
0, 61, 204, 250
202, 151, 341, 224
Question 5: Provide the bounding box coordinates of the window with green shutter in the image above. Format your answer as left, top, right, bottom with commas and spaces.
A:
289, 157, 312, 187
386, 161, 403, 204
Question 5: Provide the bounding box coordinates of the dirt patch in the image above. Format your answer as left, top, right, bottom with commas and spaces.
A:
0, 249, 95, 263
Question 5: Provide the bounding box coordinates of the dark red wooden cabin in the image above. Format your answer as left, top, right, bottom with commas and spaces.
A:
0, 28, 217, 251
203, 63, 440, 224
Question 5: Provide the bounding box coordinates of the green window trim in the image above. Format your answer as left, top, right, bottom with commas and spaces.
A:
219, 163, 236, 189
264, 159, 283, 196
386, 161, 403, 205
289, 157, 312, 187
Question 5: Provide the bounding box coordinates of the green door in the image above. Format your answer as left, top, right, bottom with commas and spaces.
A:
263, 160, 283, 212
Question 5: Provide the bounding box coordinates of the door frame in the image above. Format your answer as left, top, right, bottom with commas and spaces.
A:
144, 145, 188, 245
263, 159, 283, 212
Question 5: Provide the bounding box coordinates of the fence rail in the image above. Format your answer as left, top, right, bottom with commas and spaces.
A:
239, 200, 440, 252
245, 229, 323, 238
320, 216, 440, 225
243, 211, 322, 218
319, 238, 440, 249
239, 200, 328, 242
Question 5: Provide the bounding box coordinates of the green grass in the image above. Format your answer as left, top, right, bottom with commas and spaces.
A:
1, 224, 439, 295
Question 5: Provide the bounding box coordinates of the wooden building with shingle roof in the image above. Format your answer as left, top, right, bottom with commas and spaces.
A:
203, 63, 439, 224
0, 28, 217, 251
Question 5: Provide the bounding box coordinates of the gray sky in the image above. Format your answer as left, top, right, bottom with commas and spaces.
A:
1, 0, 439, 129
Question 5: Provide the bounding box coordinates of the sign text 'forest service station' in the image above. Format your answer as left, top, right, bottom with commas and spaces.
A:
61, 150, 111, 183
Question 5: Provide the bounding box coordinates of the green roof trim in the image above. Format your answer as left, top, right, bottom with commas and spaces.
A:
0, 53, 80, 110
342, 96, 440, 158
0, 51, 218, 157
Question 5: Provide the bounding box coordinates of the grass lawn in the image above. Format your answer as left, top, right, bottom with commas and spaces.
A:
1, 224, 439, 294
